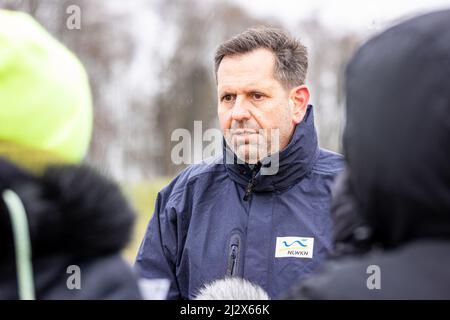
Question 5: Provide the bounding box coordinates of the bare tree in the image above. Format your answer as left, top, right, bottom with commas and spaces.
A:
1, 0, 361, 179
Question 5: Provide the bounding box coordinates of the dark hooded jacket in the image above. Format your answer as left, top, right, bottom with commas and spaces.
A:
0, 159, 142, 299
287, 9, 450, 299
136, 106, 344, 299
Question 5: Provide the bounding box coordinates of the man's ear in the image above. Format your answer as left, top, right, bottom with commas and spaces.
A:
289, 85, 310, 124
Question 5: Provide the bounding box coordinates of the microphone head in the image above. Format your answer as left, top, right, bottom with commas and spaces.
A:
194, 277, 270, 300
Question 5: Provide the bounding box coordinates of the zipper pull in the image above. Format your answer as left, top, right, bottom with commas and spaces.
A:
243, 163, 261, 201
243, 182, 253, 201
226, 234, 241, 277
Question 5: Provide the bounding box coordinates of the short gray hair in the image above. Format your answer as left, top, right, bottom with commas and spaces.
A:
214, 27, 308, 89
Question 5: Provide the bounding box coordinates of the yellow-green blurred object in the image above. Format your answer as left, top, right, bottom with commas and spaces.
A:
0, 10, 93, 165
0, 140, 67, 175
121, 178, 172, 262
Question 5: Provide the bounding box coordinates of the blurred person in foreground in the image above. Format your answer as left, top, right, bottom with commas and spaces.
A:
287, 9, 450, 299
136, 27, 344, 299
0, 10, 141, 299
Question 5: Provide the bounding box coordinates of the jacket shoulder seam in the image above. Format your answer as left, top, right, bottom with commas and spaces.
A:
166, 165, 225, 203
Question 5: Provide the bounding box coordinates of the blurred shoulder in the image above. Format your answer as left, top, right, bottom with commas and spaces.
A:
287, 241, 450, 299
312, 148, 344, 175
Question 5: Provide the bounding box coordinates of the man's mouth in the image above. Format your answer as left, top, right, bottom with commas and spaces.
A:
231, 129, 258, 135
230, 130, 259, 145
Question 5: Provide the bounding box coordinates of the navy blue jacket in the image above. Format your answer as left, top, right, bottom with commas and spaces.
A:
136, 106, 344, 299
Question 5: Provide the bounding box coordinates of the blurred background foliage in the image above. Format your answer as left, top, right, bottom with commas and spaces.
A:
121, 178, 170, 262
0, 0, 379, 261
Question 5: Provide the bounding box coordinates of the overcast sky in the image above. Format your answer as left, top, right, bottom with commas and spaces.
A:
231, 0, 450, 33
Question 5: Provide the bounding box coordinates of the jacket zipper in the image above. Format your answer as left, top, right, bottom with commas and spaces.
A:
226, 233, 241, 277
243, 163, 262, 201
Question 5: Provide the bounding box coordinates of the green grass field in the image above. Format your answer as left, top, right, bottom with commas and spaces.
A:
120, 177, 172, 263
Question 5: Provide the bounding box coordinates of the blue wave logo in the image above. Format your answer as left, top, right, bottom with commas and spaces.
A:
282, 240, 308, 248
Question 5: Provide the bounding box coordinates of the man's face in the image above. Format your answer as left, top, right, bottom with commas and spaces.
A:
217, 48, 296, 164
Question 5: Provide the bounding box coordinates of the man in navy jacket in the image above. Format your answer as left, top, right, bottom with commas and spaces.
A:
136, 27, 343, 299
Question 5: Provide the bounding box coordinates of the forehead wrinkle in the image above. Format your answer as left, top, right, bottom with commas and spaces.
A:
218, 82, 276, 95
218, 73, 279, 93
217, 49, 278, 93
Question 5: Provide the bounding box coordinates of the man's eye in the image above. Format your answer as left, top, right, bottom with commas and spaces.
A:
222, 94, 234, 102
252, 93, 264, 100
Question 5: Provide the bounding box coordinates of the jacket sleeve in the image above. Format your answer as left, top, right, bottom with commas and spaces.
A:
135, 189, 181, 300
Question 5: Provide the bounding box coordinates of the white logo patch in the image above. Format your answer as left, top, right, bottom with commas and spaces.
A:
275, 237, 314, 258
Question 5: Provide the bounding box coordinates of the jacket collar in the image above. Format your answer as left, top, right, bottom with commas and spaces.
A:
223, 105, 320, 193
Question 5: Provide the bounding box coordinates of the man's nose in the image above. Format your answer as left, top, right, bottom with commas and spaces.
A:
231, 97, 251, 122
